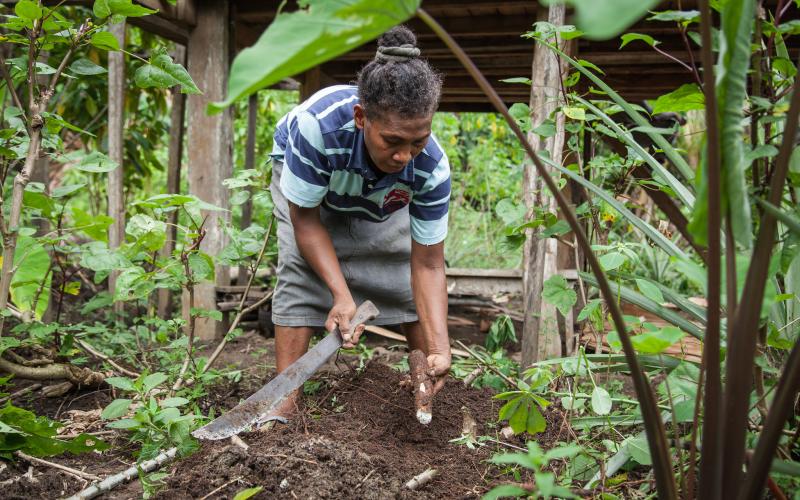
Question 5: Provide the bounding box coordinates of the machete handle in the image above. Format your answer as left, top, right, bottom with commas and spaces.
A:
336, 300, 380, 342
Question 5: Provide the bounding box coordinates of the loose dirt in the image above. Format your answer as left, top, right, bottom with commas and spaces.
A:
157, 363, 562, 499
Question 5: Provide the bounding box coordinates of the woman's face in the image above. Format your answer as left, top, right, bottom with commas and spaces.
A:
354, 104, 432, 174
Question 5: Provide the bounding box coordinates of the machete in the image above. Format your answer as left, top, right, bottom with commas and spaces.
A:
192, 300, 380, 440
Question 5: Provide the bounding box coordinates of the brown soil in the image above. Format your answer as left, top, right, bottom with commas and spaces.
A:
156, 363, 562, 499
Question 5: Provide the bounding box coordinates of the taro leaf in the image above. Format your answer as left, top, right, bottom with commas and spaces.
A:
630, 326, 685, 354
591, 386, 612, 415
651, 83, 705, 114
542, 0, 661, 40
715, 0, 757, 248
542, 275, 577, 316
10, 236, 50, 319
211, 0, 420, 113
134, 52, 200, 94
93, 0, 157, 19
620, 32, 658, 48
90, 31, 120, 51
101, 399, 132, 420
69, 58, 107, 76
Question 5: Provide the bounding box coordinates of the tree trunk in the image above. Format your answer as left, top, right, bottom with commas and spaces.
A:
107, 21, 126, 312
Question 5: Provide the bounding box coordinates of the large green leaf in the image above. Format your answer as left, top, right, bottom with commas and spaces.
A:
134, 52, 200, 94
10, 236, 50, 319
715, 0, 756, 248
93, 0, 156, 19
651, 83, 705, 114
542, 0, 661, 40
211, 0, 420, 113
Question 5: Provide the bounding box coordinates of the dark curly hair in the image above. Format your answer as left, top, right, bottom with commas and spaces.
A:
357, 25, 442, 120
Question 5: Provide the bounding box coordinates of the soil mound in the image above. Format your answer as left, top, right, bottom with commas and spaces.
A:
158, 363, 509, 499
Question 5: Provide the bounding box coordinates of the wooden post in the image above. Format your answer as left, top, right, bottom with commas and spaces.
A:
521, 4, 567, 366
107, 21, 126, 312
186, 0, 232, 340
237, 93, 257, 285
157, 45, 187, 319
300, 67, 321, 101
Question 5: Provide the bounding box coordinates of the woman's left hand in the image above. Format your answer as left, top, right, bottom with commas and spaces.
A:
427, 352, 451, 395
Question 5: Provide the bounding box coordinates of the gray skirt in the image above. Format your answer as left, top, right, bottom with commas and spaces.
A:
270, 159, 418, 328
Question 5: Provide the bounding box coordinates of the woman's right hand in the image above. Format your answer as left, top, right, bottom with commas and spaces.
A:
326, 296, 364, 348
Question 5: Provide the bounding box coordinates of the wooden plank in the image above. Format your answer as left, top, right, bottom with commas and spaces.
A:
107, 21, 126, 313
521, 4, 566, 365
186, 0, 232, 340
157, 44, 187, 320
299, 66, 322, 101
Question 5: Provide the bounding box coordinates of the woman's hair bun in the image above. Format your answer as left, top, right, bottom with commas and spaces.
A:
375, 25, 420, 63
378, 25, 417, 49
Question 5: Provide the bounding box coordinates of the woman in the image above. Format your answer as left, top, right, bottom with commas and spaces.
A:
269, 26, 451, 418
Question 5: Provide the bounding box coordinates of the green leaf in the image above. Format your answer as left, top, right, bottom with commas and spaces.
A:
142, 372, 168, 393
651, 83, 705, 114
187, 252, 215, 281
190, 307, 223, 322
546, 0, 661, 40
233, 487, 264, 500
619, 32, 658, 48
212, 0, 420, 113
648, 10, 700, 24
72, 208, 113, 242
508, 400, 529, 434
577, 299, 602, 322
599, 252, 626, 271
716, 0, 756, 248
542, 275, 577, 316
630, 326, 685, 354
106, 418, 139, 429
126, 214, 166, 252
134, 52, 200, 94
105, 376, 135, 391
15, 0, 43, 19
90, 31, 120, 51
10, 236, 51, 319
73, 151, 119, 173
69, 58, 107, 76
101, 399, 131, 420
500, 77, 532, 85
160, 397, 190, 408
93, 0, 157, 18
563, 106, 586, 120
51, 183, 86, 198
482, 484, 529, 500
526, 404, 547, 435
626, 436, 652, 465
635, 279, 664, 304
591, 386, 612, 415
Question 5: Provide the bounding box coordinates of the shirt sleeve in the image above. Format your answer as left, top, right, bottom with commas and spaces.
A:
279, 110, 332, 208
409, 153, 451, 245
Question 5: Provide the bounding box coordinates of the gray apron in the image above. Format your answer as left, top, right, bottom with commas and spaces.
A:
270, 159, 418, 328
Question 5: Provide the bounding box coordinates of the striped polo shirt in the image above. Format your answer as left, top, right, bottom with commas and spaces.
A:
271, 85, 451, 245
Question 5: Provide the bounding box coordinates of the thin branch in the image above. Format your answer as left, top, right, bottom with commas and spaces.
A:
77, 339, 139, 378
15, 450, 101, 482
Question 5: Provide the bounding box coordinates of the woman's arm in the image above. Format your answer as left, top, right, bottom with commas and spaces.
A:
289, 201, 361, 344
410, 240, 451, 389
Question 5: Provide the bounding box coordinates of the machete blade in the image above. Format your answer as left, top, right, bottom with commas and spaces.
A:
192, 301, 379, 440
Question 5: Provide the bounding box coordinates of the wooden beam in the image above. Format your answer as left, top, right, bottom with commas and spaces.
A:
186, 0, 232, 340
107, 21, 126, 312
157, 44, 187, 320
521, 4, 566, 365
299, 66, 322, 101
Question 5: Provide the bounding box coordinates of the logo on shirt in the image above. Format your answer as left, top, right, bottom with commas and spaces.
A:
383, 188, 411, 213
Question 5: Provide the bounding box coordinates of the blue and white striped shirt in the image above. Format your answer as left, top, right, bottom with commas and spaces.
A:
271, 85, 451, 245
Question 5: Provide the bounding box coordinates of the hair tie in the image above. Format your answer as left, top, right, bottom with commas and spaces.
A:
375, 44, 420, 63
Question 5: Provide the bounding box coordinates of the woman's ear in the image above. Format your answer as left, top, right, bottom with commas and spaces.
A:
353, 104, 366, 130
